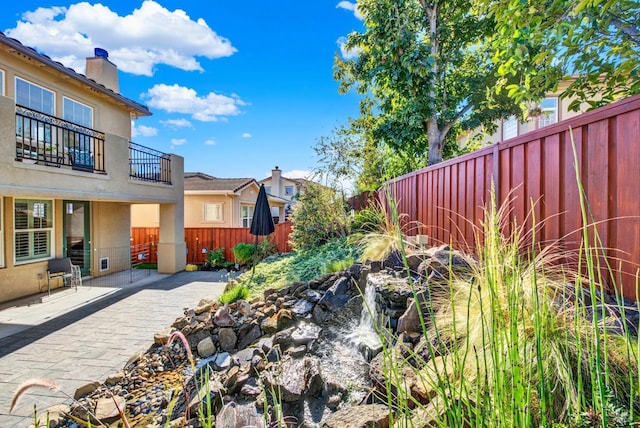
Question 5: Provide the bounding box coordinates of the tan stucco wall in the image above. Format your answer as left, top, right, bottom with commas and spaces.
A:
0, 52, 186, 303
131, 204, 160, 227
459, 84, 590, 148
260, 177, 299, 202
184, 194, 235, 228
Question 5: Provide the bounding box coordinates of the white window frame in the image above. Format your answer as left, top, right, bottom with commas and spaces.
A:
0, 69, 5, 97
502, 116, 518, 140
15, 77, 55, 115
539, 97, 558, 127
241, 205, 254, 228
265, 186, 271, 195
63, 96, 93, 128
203, 203, 223, 222
284, 186, 294, 196
14, 198, 54, 264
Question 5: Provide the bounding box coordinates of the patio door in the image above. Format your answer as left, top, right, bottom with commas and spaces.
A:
63, 201, 90, 276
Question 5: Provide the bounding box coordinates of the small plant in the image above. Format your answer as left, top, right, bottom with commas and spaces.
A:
351, 205, 385, 233
219, 284, 249, 304
233, 242, 256, 266
322, 257, 354, 274
257, 237, 278, 259
206, 248, 226, 268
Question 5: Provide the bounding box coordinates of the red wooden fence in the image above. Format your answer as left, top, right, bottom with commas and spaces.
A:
131, 222, 293, 265
368, 94, 640, 299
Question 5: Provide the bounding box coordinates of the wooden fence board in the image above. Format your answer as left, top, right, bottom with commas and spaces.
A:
132, 222, 292, 266
360, 94, 640, 300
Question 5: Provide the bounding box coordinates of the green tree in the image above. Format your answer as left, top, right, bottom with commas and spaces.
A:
335, 0, 523, 166
482, 0, 639, 111
289, 182, 350, 250
313, 113, 428, 192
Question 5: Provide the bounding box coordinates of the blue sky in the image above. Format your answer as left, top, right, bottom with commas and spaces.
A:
1, 1, 364, 181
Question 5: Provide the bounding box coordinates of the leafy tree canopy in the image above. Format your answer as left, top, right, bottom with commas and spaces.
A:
482, 0, 639, 111
334, 0, 524, 165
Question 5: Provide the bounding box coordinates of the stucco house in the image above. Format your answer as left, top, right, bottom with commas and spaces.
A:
131, 172, 288, 229
258, 166, 313, 220
0, 33, 186, 303
459, 79, 590, 147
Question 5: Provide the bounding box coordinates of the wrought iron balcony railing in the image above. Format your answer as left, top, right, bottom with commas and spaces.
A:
129, 142, 172, 185
15, 105, 105, 172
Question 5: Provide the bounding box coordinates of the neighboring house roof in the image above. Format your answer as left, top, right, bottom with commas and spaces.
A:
0, 31, 151, 118
184, 172, 256, 193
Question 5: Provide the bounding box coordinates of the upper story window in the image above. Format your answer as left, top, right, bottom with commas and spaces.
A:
502, 116, 518, 140
14, 198, 53, 263
203, 203, 223, 222
64, 97, 93, 128
265, 186, 271, 195
539, 97, 558, 127
15, 77, 54, 115
0, 69, 5, 96
285, 186, 294, 196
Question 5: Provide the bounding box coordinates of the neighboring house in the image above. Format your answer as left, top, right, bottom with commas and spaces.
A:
131, 172, 288, 229
459, 79, 589, 147
0, 33, 186, 303
258, 166, 312, 220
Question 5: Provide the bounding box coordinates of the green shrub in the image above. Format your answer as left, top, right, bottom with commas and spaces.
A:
233, 242, 256, 266
257, 237, 278, 259
206, 248, 226, 268
289, 182, 350, 250
218, 285, 249, 304
322, 257, 355, 274
351, 205, 385, 233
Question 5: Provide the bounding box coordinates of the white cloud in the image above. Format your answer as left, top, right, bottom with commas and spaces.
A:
171, 138, 187, 146
5, 1, 236, 76
204, 139, 216, 145
131, 121, 158, 137
143, 83, 245, 122
284, 169, 313, 180
160, 118, 192, 129
242, 133, 252, 139
337, 36, 360, 60
337, 1, 363, 20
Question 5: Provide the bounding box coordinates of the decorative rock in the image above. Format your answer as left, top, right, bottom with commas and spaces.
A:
287, 345, 306, 358
105, 371, 125, 386
263, 356, 307, 402
218, 327, 237, 352
292, 298, 314, 316
262, 308, 295, 333
94, 396, 126, 420
237, 300, 252, 316
215, 352, 232, 370
195, 298, 215, 315
154, 326, 173, 345
73, 381, 102, 400
197, 337, 217, 358
43, 404, 69, 428
214, 307, 236, 327
321, 403, 389, 428
238, 322, 262, 350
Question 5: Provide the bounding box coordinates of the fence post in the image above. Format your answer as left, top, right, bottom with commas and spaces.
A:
492, 142, 500, 203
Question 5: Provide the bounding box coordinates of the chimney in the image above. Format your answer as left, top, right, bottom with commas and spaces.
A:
85, 48, 119, 93
272, 166, 281, 197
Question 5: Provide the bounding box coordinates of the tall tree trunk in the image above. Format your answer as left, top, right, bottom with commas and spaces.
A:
426, 119, 443, 165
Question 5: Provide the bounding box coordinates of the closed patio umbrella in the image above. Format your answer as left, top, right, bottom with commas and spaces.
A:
250, 184, 275, 273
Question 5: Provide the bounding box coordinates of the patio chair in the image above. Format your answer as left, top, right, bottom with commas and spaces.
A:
47, 257, 82, 295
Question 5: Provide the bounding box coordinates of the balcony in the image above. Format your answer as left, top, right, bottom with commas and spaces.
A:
129, 142, 172, 185
15, 105, 105, 172
15, 106, 172, 185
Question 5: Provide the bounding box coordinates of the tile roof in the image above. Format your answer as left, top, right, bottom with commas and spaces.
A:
184, 172, 256, 192
0, 32, 151, 117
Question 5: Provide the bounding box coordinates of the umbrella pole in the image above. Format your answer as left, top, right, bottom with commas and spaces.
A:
251, 234, 259, 279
